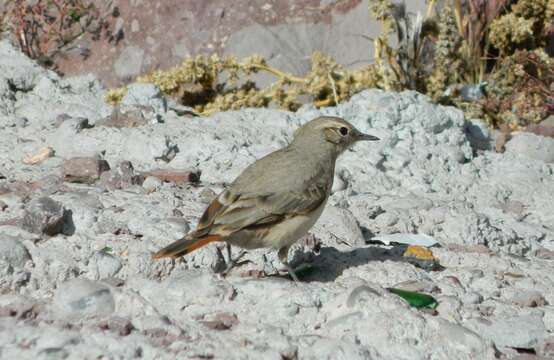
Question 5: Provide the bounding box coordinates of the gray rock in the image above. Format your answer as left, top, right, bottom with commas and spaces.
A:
55, 116, 91, 134
98, 161, 144, 190
63, 157, 110, 184
22, 197, 66, 236
463, 292, 484, 305
505, 132, 554, 163
438, 320, 491, 356
87, 251, 123, 280
0, 235, 31, 267
96, 107, 148, 128
465, 315, 547, 349
52, 279, 115, 319
121, 83, 167, 115
0, 40, 51, 92
511, 291, 546, 308
50, 192, 103, 235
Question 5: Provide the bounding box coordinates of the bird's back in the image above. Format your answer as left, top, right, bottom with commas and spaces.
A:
229, 144, 335, 197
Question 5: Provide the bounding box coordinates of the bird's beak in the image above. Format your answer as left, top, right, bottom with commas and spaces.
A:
356, 132, 380, 141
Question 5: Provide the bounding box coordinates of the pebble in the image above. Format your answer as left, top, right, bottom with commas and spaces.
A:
97, 107, 148, 128
466, 314, 547, 349
505, 133, 554, 163
52, 279, 115, 319
0, 235, 31, 267
462, 291, 484, 305
98, 161, 144, 190
511, 291, 546, 308
142, 169, 201, 184
87, 251, 123, 280
141, 175, 162, 192
63, 157, 110, 184
22, 196, 66, 235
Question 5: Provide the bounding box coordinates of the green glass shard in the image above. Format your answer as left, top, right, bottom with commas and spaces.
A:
100, 246, 113, 254
387, 287, 438, 309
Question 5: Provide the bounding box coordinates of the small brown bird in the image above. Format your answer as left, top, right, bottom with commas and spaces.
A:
152, 116, 379, 280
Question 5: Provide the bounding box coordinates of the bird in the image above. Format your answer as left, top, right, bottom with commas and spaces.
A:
152, 116, 379, 281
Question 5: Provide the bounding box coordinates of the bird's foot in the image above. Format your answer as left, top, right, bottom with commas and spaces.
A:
282, 262, 314, 282
216, 244, 247, 277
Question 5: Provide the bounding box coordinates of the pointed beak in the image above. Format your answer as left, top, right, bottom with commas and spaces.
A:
356, 132, 380, 141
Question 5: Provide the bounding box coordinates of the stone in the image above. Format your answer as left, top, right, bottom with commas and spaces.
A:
511, 291, 546, 308
0, 40, 49, 91
438, 320, 490, 355
505, 132, 554, 163
96, 107, 148, 128
465, 315, 547, 349
55, 116, 91, 133
52, 279, 115, 319
142, 169, 200, 184
142, 176, 162, 192
0, 235, 31, 267
200, 312, 239, 330
22, 196, 66, 235
63, 157, 110, 184
98, 161, 144, 190
121, 83, 167, 115
535, 248, 554, 260
97, 316, 134, 336
22, 147, 55, 165
462, 292, 484, 305
87, 251, 123, 280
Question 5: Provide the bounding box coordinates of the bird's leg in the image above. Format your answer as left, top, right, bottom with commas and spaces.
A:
278, 246, 300, 282
221, 243, 246, 276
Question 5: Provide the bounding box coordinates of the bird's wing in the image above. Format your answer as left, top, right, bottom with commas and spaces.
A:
193, 174, 330, 237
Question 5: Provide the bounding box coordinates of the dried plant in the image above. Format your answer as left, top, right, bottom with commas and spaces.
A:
450, 0, 508, 84
483, 49, 553, 126
370, 0, 438, 92
107, 52, 383, 116
106, 0, 552, 127
3, 0, 106, 66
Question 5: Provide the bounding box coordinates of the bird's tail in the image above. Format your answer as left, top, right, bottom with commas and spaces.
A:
152, 234, 223, 260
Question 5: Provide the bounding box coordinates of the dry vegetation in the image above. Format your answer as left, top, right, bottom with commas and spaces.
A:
2, 0, 553, 127
1, 0, 110, 67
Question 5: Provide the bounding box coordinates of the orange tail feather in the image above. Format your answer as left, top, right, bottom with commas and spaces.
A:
152, 234, 223, 260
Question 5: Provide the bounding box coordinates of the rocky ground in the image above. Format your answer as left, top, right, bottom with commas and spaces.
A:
1, 39, 554, 359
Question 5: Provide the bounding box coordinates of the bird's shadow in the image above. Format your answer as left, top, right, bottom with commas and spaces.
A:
290, 245, 441, 283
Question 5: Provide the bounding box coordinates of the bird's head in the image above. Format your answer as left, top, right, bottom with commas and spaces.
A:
292, 116, 379, 155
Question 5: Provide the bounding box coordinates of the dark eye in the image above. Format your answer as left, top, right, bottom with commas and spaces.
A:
339, 127, 349, 136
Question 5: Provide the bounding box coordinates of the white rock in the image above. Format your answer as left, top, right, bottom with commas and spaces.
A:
505, 132, 554, 163
52, 279, 115, 319
465, 314, 547, 349
0, 235, 31, 267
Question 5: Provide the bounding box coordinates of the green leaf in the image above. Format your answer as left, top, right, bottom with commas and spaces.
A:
387, 287, 438, 309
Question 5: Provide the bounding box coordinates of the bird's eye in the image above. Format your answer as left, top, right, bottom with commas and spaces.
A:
339, 127, 349, 136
